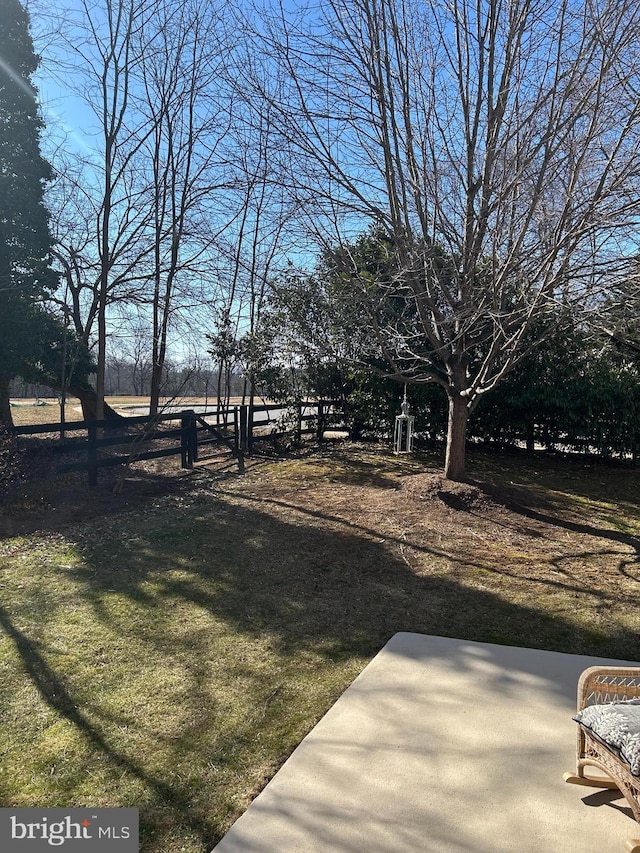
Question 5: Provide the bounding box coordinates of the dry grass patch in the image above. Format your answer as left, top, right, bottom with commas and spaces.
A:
8, 396, 251, 428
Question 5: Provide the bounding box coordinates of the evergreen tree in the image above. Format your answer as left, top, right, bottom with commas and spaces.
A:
0, 0, 58, 425
601, 268, 640, 367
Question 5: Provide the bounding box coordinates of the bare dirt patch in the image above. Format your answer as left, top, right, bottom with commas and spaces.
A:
400, 471, 502, 511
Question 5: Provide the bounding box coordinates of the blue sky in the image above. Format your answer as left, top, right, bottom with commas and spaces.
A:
30, 0, 99, 156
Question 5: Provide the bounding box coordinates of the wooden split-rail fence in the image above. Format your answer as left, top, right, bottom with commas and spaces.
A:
11, 401, 344, 487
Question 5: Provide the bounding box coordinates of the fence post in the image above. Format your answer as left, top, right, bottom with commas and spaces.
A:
87, 420, 98, 487
181, 410, 196, 469
248, 403, 255, 452
317, 400, 325, 443
233, 406, 245, 473
295, 401, 302, 446
190, 412, 198, 463
233, 407, 239, 453
239, 405, 248, 454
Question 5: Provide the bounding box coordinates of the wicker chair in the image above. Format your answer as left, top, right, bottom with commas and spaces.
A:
564, 666, 640, 853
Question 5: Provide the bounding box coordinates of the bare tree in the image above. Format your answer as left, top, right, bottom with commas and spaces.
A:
82, 0, 159, 418
44, 0, 263, 418
202, 90, 299, 418
46, 151, 151, 417
43, 0, 160, 419
134, 0, 235, 415
242, 0, 640, 478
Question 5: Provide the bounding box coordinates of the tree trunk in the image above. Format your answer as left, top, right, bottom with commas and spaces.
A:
525, 421, 535, 453
444, 392, 469, 481
0, 373, 14, 428
149, 363, 162, 417
67, 385, 123, 422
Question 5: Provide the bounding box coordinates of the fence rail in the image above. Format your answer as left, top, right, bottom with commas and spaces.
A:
11, 401, 344, 487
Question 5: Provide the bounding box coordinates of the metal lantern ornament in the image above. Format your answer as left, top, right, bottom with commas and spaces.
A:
394, 386, 415, 454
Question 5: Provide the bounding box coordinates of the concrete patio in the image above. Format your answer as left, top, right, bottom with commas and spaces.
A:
213, 633, 640, 853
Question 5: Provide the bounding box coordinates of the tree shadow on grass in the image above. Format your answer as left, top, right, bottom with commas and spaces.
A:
71, 494, 637, 656
0, 604, 217, 852
468, 476, 640, 576
217, 488, 640, 613
3, 492, 640, 852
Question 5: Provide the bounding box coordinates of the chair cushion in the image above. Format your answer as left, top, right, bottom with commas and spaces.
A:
574, 700, 640, 776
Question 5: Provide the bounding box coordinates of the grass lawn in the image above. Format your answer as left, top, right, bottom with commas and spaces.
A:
0, 442, 639, 852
